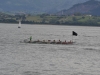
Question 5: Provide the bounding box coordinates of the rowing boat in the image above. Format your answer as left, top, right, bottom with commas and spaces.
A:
21, 39, 74, 45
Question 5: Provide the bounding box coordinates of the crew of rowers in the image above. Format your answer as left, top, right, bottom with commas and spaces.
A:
28, 36, 73, 44
29, 39, 73, 44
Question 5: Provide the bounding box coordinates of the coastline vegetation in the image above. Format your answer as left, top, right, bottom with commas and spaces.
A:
0, 12, 100, 26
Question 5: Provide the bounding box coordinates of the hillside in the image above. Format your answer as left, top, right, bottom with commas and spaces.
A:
0, 0, 88, 14
1, 13, 100, 26
57, 0, 100, 16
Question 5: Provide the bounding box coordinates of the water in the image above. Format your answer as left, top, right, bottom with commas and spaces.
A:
0, 23, 100, 75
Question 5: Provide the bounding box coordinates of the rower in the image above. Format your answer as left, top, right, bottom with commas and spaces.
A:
56, 40, 62, 44
50, 40, 56, 44
29, 36, 32, 42
62, 40, 67, 44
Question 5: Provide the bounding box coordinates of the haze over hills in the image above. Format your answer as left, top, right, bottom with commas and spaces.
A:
57, 0, 100, 16
0, 0, 89, 14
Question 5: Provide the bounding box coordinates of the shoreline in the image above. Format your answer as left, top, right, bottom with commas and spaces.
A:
0, 23, 100, 27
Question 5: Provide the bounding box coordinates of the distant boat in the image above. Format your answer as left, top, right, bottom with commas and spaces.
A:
18, 20, 21, 28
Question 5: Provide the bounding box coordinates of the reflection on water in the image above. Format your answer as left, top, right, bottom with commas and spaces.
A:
0, 24, 100, 75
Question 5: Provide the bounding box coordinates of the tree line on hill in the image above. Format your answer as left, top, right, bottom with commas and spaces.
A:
0, 12, 100, 26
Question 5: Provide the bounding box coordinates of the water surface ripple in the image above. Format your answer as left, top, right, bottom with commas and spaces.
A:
0, 24, 100, 75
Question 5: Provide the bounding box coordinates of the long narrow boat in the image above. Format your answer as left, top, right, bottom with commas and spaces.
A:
21, 31, 77, 45
22, 39, 74, 45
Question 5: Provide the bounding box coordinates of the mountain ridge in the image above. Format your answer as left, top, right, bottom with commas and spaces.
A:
57, 0, 100, 15
0, 0, 89, 13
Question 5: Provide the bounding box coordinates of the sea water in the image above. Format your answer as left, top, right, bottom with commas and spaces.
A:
0, 23, 100, 75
